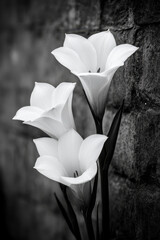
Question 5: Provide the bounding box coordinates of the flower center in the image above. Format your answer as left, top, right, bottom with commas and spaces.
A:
88, 68, 101, 73
97, 68, 100, 73
74, 170, 79, 178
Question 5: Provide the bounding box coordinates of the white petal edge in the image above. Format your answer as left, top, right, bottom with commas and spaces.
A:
24, 117, 67, 139
52, 82, 76, 107
51, 47, 87, 73
64, 34, 97, 72
88, 30, 116, 72
61, 163, 97, 188
79, 134, 107, 172
30, 82, 55, 110
33, 137, 58, 158
34, 156, 68, 183
13, 106, 43, 121
106, 44, 138, 70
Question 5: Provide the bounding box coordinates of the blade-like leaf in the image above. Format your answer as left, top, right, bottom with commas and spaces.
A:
82, 170, 98, 240
60, 185, 82, 240
54, 193, 75, 236
87, 169, 98, 216
103, 100, 124, 170
96, 203, 100, 240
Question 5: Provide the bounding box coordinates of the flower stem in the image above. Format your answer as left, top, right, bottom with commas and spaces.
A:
95, 119, 103, 134
96, 120, 110, 240
60, 185, 82, 240
100, 166, 110, 240
83, 211, 95, 240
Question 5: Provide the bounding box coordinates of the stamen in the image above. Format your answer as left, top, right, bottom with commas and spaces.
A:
74, 171, 79, 178
97, 68, 100, 73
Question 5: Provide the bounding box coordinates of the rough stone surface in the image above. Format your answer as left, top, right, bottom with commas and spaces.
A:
109, 174, 160, 240
0, 0, 160, 240
101, 0, 134, 30
107, 109, 160, 185
133, 0, 160, 25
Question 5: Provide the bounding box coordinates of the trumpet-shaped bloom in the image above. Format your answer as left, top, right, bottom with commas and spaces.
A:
13, 82, 76, 139
52, 30, 138, 119
33, 129, 107, 191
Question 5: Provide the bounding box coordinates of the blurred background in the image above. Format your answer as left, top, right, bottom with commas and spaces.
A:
1, 0, 160, 240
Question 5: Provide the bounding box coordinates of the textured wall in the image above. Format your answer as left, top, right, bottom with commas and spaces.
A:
0, 0, 160, 240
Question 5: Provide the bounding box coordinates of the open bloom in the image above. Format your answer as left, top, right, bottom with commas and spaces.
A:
52, 30, 138, 119
13, 82, 76, 139
33, 129, 107, 191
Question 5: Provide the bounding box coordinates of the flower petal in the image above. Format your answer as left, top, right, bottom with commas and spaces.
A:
34, 156, 68, 183
61, 163, 97, 189
94, 66, 123, 116
13, 106, 43, 121
42, 98, 75, 130
33, 137, 58, 158
103, 64, 124, 82
77, 72, 108, 118
88, 30, 116, 72
30, 82, 55, 110
51, 47, 87, 73
58, 129, 83, 176
41, 106, 62, 121
52, 82, 76, 107
79, 134, 107, 172
106, 44, 138, 70
24, 117, 67, 139
61, 94, 75, 129
64, 34, 97, 72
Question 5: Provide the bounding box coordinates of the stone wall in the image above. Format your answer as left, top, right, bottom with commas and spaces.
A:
0, 0, 160, 239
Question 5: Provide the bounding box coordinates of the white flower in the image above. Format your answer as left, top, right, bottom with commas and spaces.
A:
13, 82, 76, 139
33, 129, 107, 191
52, 30, 138, 119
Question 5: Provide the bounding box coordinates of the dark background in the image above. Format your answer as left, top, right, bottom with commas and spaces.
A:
0, 0, 160, 239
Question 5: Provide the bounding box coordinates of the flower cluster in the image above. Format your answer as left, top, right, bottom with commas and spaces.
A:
13, 82, 107, 189
13, 30, 138, 240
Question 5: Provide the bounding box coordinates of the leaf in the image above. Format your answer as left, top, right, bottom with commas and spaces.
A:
87, 169, 98, 216
60, 185, 82, 240
54, 193, 75, 236
96, 203, 100, 240
103, 100, 124, 170
82, 170, 98, 240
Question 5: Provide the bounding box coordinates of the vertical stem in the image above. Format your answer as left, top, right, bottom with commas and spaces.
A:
95, 119, 103, 134
83, 211, 95, 240
60, 185, 82, 240
96, 120, 110, 240
100, 167, 110, 240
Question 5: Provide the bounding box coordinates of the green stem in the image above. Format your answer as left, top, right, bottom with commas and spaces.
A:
95, 119, 103, 134
96, 121, 110, 240
60, 185, 82, 240
100, 166, 110, 240
83, 211, 95, 240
